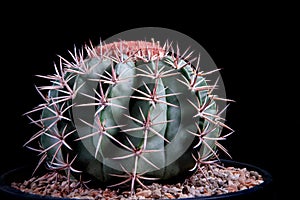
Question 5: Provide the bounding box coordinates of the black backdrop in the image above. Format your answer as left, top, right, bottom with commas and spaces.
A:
1, 3, 293, 200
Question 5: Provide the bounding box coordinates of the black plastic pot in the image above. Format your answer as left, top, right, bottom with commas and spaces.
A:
0, 159, 273, 200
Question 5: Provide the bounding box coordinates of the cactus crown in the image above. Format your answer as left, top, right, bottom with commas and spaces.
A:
24, 39, 234, 195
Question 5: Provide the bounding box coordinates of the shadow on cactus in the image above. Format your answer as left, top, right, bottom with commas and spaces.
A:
23, 39, 235, 196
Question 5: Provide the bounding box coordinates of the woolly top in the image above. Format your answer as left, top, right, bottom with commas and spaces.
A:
96, 40, 166, 60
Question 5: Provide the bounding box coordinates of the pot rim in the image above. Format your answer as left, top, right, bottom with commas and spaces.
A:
0, 159, 272, 200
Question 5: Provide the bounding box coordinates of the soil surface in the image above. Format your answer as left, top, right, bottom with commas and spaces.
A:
11, 163, 263, 199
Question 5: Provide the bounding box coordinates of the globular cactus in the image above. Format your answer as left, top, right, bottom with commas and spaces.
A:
24, 40, 234, 194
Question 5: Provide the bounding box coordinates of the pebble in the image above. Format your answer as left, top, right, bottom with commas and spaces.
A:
136, 189, 152, 198
152, 189, 161, 199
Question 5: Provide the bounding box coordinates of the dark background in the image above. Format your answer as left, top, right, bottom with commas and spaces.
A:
1, 3, 295, 200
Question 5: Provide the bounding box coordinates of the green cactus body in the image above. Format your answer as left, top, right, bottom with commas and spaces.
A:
25, 40, 233, 192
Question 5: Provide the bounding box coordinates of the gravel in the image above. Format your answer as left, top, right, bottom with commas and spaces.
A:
11, 163, 264, 199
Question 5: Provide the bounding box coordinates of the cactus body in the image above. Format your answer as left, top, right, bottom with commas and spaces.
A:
25, 40, 233, 192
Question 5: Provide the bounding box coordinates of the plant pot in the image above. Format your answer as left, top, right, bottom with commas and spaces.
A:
0, 159, 273, 200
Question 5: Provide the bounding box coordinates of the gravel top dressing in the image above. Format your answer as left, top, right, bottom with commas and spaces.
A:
11, 163, 263, 199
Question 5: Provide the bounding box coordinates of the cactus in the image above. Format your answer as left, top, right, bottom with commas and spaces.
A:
24, 40, 234, 195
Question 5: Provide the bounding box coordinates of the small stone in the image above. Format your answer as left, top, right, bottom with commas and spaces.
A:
28, 177, 36, 183
178, 193, 189, 198
169, 186, 181, 193
164, 192, 175, 199
70, 182, 77, 188
30, 182, 37, 189
61, 181, 68, 188
217, 178, 224, 186
122, 190, 131, 197
239, 185, 248, 190
152, 189, 161, 199
250, 171, 260, 178
136, 189, 152, 198
257, 179, 264, 184
23, 180, 29, 187
227, 182, 238, 193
